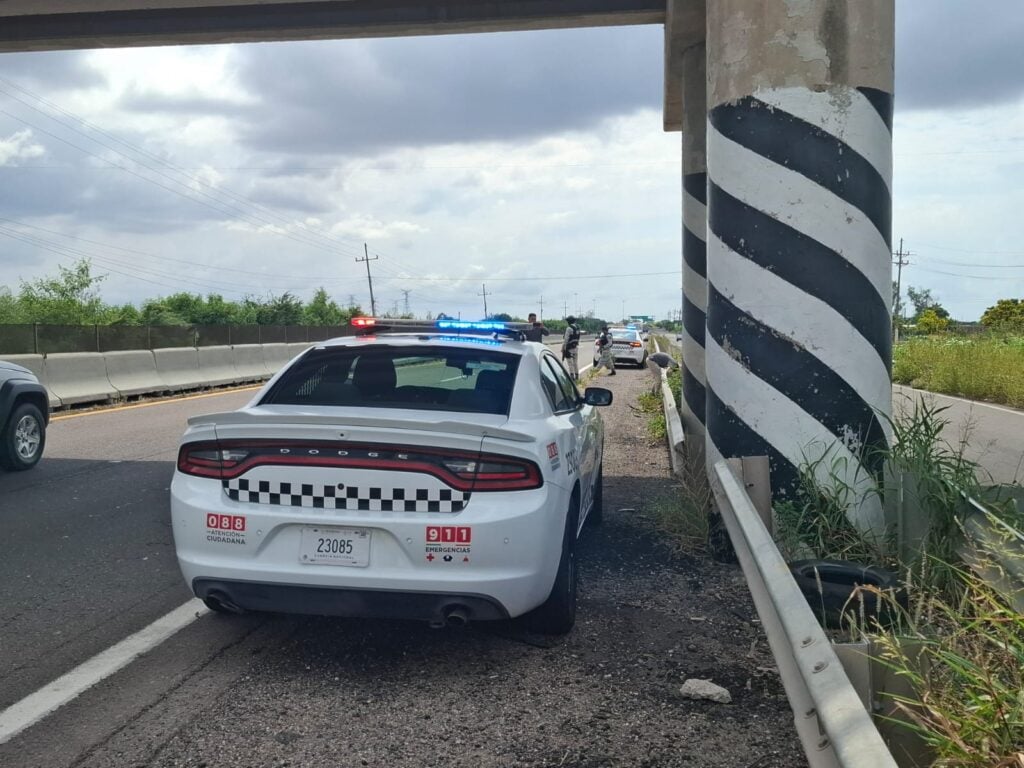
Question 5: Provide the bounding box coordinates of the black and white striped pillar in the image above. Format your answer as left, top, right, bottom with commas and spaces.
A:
680, 43, 707, 449
705, 1, 894, 530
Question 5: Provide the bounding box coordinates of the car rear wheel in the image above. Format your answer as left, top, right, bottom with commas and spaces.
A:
1, 402, 45, 471
529, 496, 579, 634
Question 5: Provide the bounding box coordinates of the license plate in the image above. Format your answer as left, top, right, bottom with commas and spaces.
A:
299, 526, 370, 567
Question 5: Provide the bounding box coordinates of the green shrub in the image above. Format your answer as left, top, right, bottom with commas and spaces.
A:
892, 335, 1024, 408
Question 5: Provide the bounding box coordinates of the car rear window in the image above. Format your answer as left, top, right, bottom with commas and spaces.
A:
261, 345, 521, 415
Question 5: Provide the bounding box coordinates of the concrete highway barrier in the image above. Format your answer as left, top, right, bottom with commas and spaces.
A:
44, 352, 118, 406
261, 343, 292, 377
287, 342, 312, 360
231, 344, 267, 383
197, 345, 240, 387
103, 350, 165, 398
1, 354, 61, 409
153, 347, 204, 392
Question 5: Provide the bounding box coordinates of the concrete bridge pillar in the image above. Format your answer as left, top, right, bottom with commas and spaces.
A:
680, 42, 708, 455
704, 0, 895, 530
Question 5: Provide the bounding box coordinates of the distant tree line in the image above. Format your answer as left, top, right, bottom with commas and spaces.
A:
0, 259, 363, 327
892, 284, 1023, 335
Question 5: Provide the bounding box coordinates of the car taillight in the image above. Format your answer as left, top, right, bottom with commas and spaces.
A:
440, 456, 542, 491
177, 442, 250, 479
630, 341, 642, 348
175, 440, 542, 492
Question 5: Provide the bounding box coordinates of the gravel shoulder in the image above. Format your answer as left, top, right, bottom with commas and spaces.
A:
71, 366, 806, 767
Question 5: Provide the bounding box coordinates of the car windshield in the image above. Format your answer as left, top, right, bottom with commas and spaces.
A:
261, 344, 521, 415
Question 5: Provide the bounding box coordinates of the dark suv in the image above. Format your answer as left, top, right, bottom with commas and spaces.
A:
0, 361, 49, 471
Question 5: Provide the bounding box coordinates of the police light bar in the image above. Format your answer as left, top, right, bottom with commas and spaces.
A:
351, 317, 376, 328
436, 320, 507, 332
436, 335, 503, 346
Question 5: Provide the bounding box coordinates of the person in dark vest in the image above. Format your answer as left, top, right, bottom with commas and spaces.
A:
595, 324, 616, 376
561, 315, 581, 381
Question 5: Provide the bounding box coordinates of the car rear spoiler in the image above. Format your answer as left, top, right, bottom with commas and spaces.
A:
186, 410, 538, 443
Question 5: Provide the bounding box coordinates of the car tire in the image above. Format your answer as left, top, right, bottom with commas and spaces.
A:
1, 402, 46, 471
529, 496, 579, 634
587, 464, 603, 527
788, 559, 904, 628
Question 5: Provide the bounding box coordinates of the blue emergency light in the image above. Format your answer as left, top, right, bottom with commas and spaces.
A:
436, 335, 503, 346
436, 320, 508, 332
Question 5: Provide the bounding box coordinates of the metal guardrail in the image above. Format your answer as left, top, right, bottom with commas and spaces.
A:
710, 459, 899, 768
650, 335, 685, 475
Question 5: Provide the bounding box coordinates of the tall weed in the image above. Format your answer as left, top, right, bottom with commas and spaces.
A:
893, 335, 1024, 408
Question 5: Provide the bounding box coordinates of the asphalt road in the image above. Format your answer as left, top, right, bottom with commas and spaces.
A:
0, 369, 803, 768
0, 387, 260, 712
892, 385, 1024, 486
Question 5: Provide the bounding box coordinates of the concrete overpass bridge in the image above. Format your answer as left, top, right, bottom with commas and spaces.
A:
0, 0, 895, 528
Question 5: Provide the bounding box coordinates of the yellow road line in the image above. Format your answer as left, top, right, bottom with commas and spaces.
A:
51, 386, 262, 422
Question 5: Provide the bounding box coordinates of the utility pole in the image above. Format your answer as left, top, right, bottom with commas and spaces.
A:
573, 292, 579, 316
563, 298, 568, 317
893, 238, 912, 342
478, 284, 491, 317
401, 289, 411, 316
356, 244, 378, 317
539, 295, 544, 320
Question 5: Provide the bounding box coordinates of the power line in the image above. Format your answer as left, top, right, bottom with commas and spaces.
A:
373, 270, 682, 283
913, 241, 1024, 258
0, 78, 371, 261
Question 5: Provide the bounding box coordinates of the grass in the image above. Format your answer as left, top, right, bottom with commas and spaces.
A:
636, 390, 667, 442
893, 334, 1024, 408
775, 400, 1024, 766
633, 355, 712, 553
871, 553, 1024, 768
647, 449, 713, 554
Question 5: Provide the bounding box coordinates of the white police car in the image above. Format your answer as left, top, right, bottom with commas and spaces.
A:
593, 326, 648, 368
171, 318, 612, 634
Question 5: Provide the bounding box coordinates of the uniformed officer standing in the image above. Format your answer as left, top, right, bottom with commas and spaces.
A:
595, 324, 616, 376
561, 315, 581, 381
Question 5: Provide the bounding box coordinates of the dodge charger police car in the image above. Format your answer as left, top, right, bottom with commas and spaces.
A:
170, 318, 612, 634
593, 326, 647, 368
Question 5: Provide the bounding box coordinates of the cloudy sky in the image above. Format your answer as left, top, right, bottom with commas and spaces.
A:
0, 2, 1022, 322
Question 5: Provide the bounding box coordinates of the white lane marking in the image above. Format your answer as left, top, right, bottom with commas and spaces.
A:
0, 599, 208, 745
893, 385, 1024, 418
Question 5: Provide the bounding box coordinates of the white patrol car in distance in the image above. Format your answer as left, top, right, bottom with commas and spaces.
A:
593, 326, 648, 368
170, 318, 612, 634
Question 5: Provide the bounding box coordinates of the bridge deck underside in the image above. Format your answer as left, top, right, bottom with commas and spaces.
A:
0, 0, 665, 51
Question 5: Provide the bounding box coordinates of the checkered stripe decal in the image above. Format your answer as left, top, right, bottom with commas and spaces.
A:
223, 479, 469, 512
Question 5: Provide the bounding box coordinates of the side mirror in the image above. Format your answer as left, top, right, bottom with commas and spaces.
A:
583, 387, 613, 406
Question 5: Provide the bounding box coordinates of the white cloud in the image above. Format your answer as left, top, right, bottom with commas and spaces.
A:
0, 128, 44, 164
893, 98, 1024, 320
